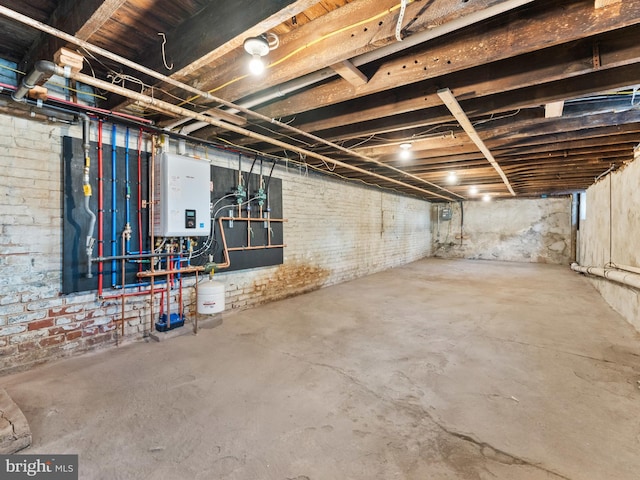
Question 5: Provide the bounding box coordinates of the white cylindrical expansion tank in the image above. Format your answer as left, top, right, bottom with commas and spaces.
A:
197, 278, 225, 314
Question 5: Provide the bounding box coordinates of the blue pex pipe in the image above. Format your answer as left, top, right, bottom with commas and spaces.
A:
125, 127, 131, 254
111, 124, 117, 288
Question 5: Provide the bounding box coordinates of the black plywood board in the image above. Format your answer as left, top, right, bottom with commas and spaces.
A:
62, 133, 151, 293
63, 136, 283, 293
188, 163, 283, 272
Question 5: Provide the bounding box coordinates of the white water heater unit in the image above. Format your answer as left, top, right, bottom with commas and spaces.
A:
154, 153, 211, 237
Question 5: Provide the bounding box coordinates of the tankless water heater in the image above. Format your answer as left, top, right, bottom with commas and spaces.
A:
153, 153, 211, 237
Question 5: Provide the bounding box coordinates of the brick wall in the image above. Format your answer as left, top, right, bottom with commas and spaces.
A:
0, 114, 431, 373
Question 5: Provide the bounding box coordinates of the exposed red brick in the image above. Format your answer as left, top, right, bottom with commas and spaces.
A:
27, 319, 54, 331
39, 335, 65, 348
66, 330, 82, 341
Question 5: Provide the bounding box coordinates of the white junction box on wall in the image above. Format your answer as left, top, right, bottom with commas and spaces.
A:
154, 153, 211, 237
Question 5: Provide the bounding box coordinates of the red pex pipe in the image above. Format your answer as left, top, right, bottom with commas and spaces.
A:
136, 128, 143, 286
97, 119, 104, 296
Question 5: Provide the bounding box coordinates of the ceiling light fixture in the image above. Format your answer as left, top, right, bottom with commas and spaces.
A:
447, 171, 458, 184
399, 142, 412, 160
469, 186, 478, 195
482, 194, 492, 202
244, 36, 270, 75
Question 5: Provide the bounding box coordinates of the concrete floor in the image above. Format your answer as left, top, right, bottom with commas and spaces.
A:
3, 259, 640, 480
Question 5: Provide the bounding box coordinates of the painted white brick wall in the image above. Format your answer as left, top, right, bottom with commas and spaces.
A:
0, 114, 431, 372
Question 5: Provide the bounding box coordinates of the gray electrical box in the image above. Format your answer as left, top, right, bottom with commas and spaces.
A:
440, 206, 453, 221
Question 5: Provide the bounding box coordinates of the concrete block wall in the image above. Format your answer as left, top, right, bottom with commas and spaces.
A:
0, 114, 432, 373
579, 151, 640, 331
432, 197, 572, 264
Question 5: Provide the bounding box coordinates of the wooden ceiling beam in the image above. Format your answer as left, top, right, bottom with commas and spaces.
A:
302, 61, 640, 145
110, 0, 320, 111
481, 109, 640, 144
160, 0, 321, 80
257, 0, 640, 120
292, 30, 640, 134
202, 0, 510, 102
20, 0, 128, 71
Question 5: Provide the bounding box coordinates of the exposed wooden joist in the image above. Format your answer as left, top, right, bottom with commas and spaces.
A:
304, 61, 640, 145
20, 0, 128, 71
438, 88, 515, 196
160, 0, 321, 79
202, 0, 510, 101
257, 1, 640, 120
330, 60, 368, 86
111, 0, 321, 112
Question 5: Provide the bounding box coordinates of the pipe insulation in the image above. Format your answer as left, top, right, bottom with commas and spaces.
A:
0, 4, 461, 200
570, 263, 640, 290
40, 61, 455, 200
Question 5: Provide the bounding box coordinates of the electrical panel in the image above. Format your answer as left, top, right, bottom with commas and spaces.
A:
154, 153, 211, 237
440, 206, 453, 221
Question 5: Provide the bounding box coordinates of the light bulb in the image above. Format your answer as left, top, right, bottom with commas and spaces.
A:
249, 54, 265, 75
446, 171, 458, 184
399, 149, 411, 160
482, 194, 491, 202
469, 186, 478, 195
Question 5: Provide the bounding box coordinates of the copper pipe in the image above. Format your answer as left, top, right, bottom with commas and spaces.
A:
102, 290, 163, 300
216, 217, 231, 269
137, 266, 204, 278
194, 271, 199, 335
227, 245, 286, 252
166, 262, 171, 328
149, 137, 157, 334
215, 216, 287, 270
120, 231, 126, 345
219, 216, 285, 223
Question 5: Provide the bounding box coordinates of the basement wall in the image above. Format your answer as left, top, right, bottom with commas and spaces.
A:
432, 197, 572, 264
579, 150, 640, 331
0, 114, 431, 373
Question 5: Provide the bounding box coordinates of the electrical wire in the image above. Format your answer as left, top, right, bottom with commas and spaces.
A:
0, 63, 25, 75
253, 122, 314, 148
180, 0, 415, 103
158, 33, 174, 70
